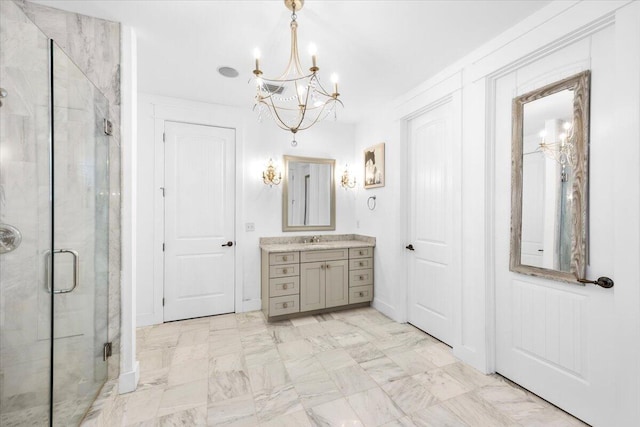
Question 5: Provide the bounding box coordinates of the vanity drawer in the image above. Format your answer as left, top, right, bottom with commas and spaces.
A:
349, 285, 373, 304
349, 258, 373, 270
269, 252, 299, 265
350, 269, 373, 286
270, 263, 299, 278
349, 247, 373, 259
300, 248, 348, 263
269, 276, 300, 297
269, 295, 300, 316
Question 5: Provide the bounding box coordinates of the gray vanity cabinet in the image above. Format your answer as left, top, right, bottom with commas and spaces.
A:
261, 243, 374, 320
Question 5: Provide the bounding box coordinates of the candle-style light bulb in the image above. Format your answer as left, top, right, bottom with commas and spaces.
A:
539, 129, 547, 141
309, 44, 318, 70
253, 48, 261, 72
331, 73, 339, 95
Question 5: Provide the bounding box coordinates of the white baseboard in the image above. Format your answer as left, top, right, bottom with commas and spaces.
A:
241, 299, 262, 313
453, 344, 490, 374
118, 361, 140, 394
372, 298, 399, 322
137, 312, 161, 327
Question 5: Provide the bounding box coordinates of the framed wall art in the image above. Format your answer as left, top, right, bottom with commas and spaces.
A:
364, 143, 385, 189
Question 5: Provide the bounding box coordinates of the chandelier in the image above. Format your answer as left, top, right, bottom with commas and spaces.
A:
252, 0, 342, 147
537, 121, 574, 182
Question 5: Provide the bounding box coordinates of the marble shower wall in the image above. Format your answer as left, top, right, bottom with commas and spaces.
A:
15, 0, 122, 378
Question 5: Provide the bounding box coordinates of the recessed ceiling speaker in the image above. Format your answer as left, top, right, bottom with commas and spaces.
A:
218, 66, 239, 78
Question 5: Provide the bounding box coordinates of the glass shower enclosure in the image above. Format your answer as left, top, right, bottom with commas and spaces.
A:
0, 1, 110, 425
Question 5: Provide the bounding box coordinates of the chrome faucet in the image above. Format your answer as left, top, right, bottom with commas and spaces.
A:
311, 235, 321, 243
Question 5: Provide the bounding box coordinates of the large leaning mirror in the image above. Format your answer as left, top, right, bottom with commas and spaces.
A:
510, 71, 590, 283
283, 155, 336, 232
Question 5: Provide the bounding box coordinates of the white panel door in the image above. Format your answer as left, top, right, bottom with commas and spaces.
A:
164, 121, 235, 322
407, 99, 460, 345
494, 28, 616, 426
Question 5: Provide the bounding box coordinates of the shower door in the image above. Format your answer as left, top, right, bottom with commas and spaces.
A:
0, 1, 110, 425
0, 1, 53, 425
50, 42, 110, 426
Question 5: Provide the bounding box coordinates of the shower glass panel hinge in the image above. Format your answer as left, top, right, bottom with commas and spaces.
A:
103, 342, 112, 361
162, 298, 165, 306
103, 119, 113, 136
163, 132, 166, 142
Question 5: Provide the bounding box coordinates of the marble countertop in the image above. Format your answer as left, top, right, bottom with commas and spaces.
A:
260, 240, 375, 253
259, 234, 375, 253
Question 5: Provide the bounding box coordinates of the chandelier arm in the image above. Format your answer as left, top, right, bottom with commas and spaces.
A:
261, 74, 315, 83
297, 98, 344, 131
264, 97, 300, 132
296, 101, 332, 131
312, 76, 334, 97
257, 98, 292, 131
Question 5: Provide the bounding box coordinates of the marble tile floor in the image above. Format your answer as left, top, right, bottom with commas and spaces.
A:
106, 307, 587, 426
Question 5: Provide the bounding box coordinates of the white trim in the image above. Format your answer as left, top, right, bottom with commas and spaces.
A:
141, 94, 245, 325
613, 3, 640, 424
242, 299, 262, 313
483, 75, 497, 374
119, 25, 138, 392
118, 361, 140, 394
372, 298, 397, 322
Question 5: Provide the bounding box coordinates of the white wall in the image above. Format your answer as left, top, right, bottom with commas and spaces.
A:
136, 94, 356, 325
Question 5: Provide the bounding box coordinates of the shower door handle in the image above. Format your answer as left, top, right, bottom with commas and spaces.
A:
45, 249, 79, 294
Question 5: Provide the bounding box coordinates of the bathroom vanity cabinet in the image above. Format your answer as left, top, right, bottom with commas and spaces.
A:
260, 236, 375, 321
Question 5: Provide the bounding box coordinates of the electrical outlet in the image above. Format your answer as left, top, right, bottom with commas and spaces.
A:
245, 222, 255, 232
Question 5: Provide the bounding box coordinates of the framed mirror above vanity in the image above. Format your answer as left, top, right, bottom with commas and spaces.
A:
510, 71, 590, 283
282, 155, 336, 232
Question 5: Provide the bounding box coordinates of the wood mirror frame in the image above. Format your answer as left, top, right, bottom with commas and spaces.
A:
510, 71, 591, 283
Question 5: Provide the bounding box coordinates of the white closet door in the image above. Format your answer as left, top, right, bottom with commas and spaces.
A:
407, 98, 461, 346
163, 121, 235, 322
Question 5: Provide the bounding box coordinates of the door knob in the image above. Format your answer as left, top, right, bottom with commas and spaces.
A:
406, 244, 415, 251
221, 241, 233, 247
577, 276, 614, 288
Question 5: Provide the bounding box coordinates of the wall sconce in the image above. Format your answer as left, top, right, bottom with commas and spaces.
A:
341, 164, 356, 189
263, 158, 282, 187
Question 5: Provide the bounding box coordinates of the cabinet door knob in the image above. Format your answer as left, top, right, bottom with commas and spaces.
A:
359, 250, 364, 255
321, 264, 325, 270
283, 255, 288, 261
359, 262, 364, 266
282, 268, 288, 274
282, 283, 288, 290
282, 302, 288, 309
326, 264, 331, 269
359, 292, 364, 297
359, 275, 364, 280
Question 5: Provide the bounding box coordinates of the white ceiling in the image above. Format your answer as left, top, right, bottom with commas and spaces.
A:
32, 0, 552, 123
